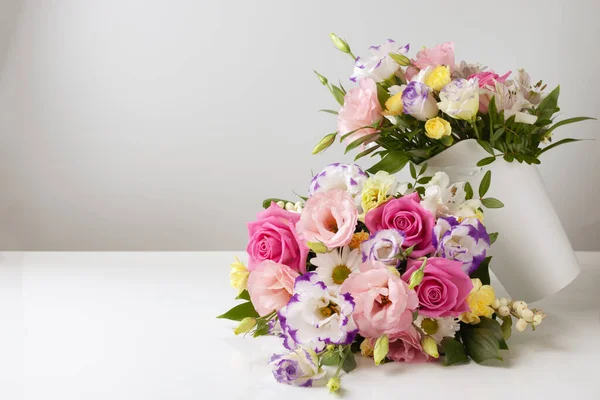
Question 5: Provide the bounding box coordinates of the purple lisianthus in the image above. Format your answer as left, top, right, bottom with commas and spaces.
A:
433, 217, 490, 274
402, 81, 439, 121
279, 273, 358, 352
269, 347, 326, 387
360, 229, 406, 266
309, 163, 367, 202
350, 39, 410, 83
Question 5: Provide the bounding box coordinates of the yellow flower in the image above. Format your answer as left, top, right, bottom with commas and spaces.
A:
360, 338, 374, 357
349, 231, 370, 250
460, 278, 496, 324
361, 171, 397, 215
327, 377, 341, 393
425, 117, 452, 140
424, 65, 451, 91
230, 257, 249, 294
384, 92, 404, 116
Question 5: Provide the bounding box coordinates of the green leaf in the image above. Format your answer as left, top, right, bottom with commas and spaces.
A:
253, 319, 270, 337
478, 170, 492, 198
476, 157, 496, 167
319, 109, 339, 115
261, 198, 291, 209
491, 127, 505, 142
464, 182, 474, 200
488, 232, 498, 245
536, 85, 560, 116
376, 83, 390, 106
409, 163, 417, 179
367, 151, 410, 175
537, 138, 582, 157
440, 337, 469, 366
503, 154, 514, 162
475, 317, 508, 350
477, 140, 495, 156
217, 302, 259, 321
501, 316, 513, 341
345, 132, 380, 154
461, 327, 503, 364
354, 145, 380, 161
417, 176, 432, 185
342, 351, 357, 373
235, 290, 251, 301
481, 198, 505, 208
321, 351, 341, 367
419, 162, 428, 176
544, 116, 595, 137
330, 84, 346, 106
339, 124, 376, 143
470, 256, 491, 285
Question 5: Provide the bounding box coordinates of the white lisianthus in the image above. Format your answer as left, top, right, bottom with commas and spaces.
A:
308, 163, 368, 205
350, 40, 410, 83
421, 172, 482, 219
438, 78, 480, 121
401, 81, 439, 121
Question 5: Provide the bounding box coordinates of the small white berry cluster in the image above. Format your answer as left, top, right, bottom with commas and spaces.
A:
276, 200, 304, 213
491, 298, 546, 332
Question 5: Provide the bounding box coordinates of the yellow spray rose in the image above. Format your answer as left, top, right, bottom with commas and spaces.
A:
425, 117, 452, 140
361, 171, 398, 215
384, 92, 404, 116
425, 65, 451, 91
230, 257, 249, 294
460, 278, 496, 324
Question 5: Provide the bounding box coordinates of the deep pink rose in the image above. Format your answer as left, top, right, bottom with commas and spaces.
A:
412, 42, 455, 72
468, 71, 511, 112
340, 266, 418, 338
402, 257, 473, 318
247, 203, 308, 274
388, 326, 431, 363
337, 78, 382, 146
365, 192, 435, 258
247, 261, 299, 316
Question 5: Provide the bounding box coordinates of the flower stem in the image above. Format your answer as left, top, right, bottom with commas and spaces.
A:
334, 346, 350, 378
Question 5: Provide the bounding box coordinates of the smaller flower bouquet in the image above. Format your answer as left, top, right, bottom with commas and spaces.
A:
219, 162, 546, 392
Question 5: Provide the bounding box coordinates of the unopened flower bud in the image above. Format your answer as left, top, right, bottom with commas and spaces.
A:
360, 338, 374, 357
498, 305, 510, 317
532, 314, 543, 326
311, 133, 337, 154
233, 317, 256, 335
276, 201, 285, 208
313, 70, 328, 85
492, 299, 501, 309
389, 52, 411, 66
513, 301, 527, 315
329, 33, 351, 54
294, 201, 303, 210
421, 336, 439, 358
374, 335, 389, 365
499, 298, 509, 307
326, 344, 336, 351
521, 308, 534, 322
387, 267, 400, 277
516, 318, 528, 332
327, 376, 341, 393
307, 241, 328, 254
408, 269, 424, 289
285, 202, 295, 211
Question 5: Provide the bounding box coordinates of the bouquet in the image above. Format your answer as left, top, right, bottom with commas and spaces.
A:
219, 161, 546, 392
312, 35, 594, 173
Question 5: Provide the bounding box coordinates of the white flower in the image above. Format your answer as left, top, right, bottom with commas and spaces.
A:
311, 246, 361, 289
415, 315, 460, 343
279, 273, 358, 352
350, 40, 409, 83
308, 163, 368, 204
483, 80, 537, 125
360, 229, 405, 266
269, 347, 326, 387
433, 217, 490, 274
438, 78, 480, 121
421, 172, 482, 219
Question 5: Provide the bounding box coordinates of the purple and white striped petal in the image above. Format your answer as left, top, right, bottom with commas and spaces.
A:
350, 39, 410, 83
269, 347, 326, 387
308, 163, 367, 203
360, 229, 406, 266
433, 217, 490, 274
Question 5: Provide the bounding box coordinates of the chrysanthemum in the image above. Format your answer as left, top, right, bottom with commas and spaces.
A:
414, 315, 460, 343
311, 246, 361, 289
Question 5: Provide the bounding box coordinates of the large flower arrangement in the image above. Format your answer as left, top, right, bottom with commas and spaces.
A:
219, 162, 546, 392
312, 35, 594, 173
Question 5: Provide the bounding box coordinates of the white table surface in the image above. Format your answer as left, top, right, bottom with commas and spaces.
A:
2, 251, 599, 400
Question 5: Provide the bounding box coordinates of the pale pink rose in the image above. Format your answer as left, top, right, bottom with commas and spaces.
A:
296, 189, 358, 248
247, 260, 299, 316
468, 71, 511, 112
412, 42, 455, 72
337, 78, 382, 146
388, 326, 431, 363
340, 267, 418, 338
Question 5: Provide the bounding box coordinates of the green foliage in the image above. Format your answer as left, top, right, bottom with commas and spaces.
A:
470, 256, 491, 285
217, 301, 259, 321
461, 317, 508, 364
342, 351, 357, 373
488, 232, 498, 245
262, 198, 292, 209
235, 290, 251, 301
481, 198, 505, 208
501, 316, 513, 341
478, 171, 492, 198
440, 337, 469, 366
464, 182, 474, 200
366, 151, 410, 174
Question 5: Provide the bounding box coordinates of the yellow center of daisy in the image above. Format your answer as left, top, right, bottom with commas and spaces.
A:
331, 264, 352, 284
421, 318, 439, 335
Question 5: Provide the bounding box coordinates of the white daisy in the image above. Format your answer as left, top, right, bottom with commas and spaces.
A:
414, 315, 460, 343
311, 246, 361, 290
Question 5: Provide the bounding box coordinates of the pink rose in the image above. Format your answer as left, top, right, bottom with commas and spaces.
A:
468, 71, 511, 112
365, 193, 435, 258
247, 260, 299, 316
296, 189, 358, 249
340, 266, 418, 338
247, 203, 309, 274
337, 78, 382, 146
388, 326, 431, 363
402, 257, 473, 318
412, 42, 455, 72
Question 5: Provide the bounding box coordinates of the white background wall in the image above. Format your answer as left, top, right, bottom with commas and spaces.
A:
0, 0, 597, 250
